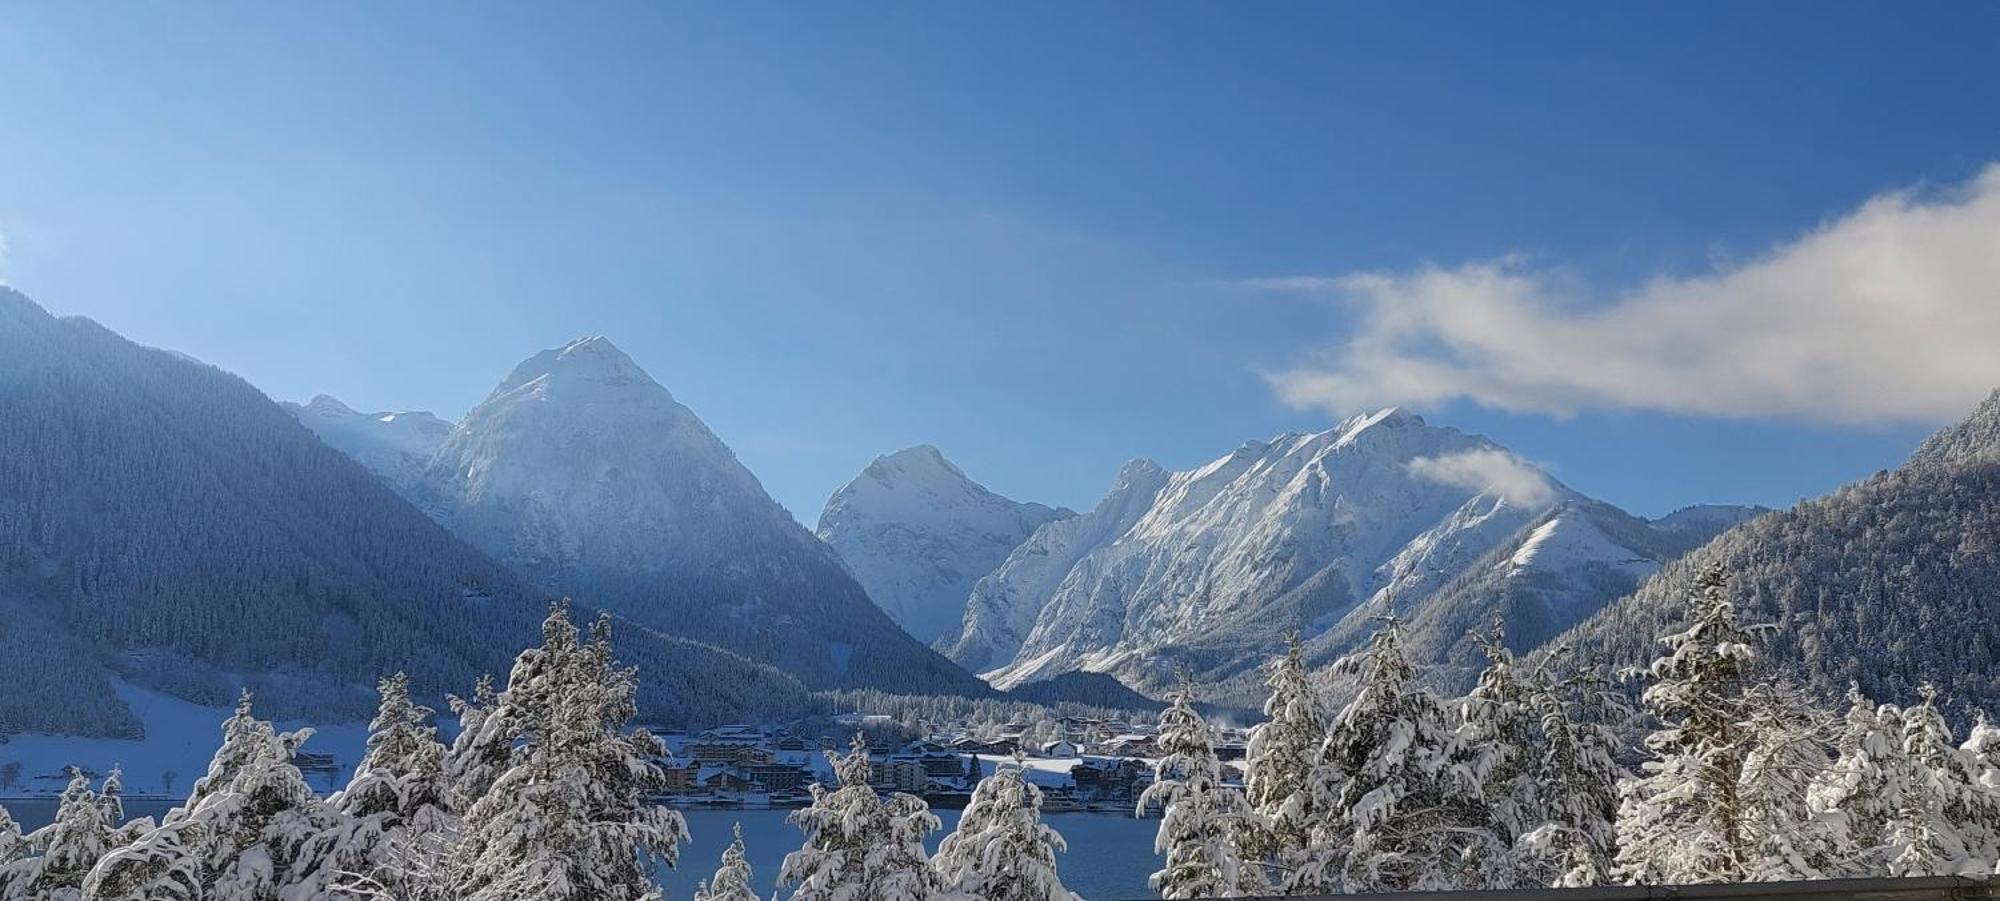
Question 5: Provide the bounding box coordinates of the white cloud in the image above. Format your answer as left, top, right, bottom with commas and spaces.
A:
1407, 449, 1557, 507
1262, 165, 2000, 424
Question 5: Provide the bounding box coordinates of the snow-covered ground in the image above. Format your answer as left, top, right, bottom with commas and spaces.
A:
0, 682, 368, 798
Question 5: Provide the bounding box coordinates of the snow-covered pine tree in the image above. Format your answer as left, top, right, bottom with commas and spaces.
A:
336, 672, 451, 829
10, 769, 115, 899
91, 768, 153, 858
1520, 648, 1626, 888
0, 806, 31, 901
1965, 716, 2000, 860
450, 604, 690, 901
1241, 633, 1324, 885
314, 671, 457, 896
933, 756, 1079, 901
1807, 685, 1907, 873
1736, 681, 1850, 881
781, 733, 943, 901
1613, 565, 1771, 885
95, 769, 123, 835
1964, 715, 2000, 791
693, 823, 758, 901
1457, 624, 1542, 888
1887, 686, 2000, 875
444, 673, 511, 813
1294, 618, 1488, 894
82, 691, 345, 901
1137, 673, 1260, 900
0, 806, 22, 871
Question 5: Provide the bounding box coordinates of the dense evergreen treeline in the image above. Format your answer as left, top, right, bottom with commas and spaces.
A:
1009, 672, 1166, 712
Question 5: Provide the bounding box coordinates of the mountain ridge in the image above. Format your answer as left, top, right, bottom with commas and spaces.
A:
942, 409, 1753, 701
0, 287, 813, 736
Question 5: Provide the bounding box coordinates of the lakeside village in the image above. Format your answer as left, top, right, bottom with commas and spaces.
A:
647, 713, 1246, 812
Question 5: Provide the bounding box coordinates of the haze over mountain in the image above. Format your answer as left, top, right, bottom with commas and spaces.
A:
1556, 387, 2000, 710
942, 409, 1755, 701
0, 288, 811, 737
280, 395, 450, 495
296, 336, 992, 697
817, 445, 1072, 643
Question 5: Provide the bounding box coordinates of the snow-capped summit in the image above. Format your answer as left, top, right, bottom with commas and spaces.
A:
284, 394, 451, 494
425, 336, 769, 564
944, 410, 1747, 700
817, 445, 1072, 643
415, 337, 989, 695
487, 334, 657, 400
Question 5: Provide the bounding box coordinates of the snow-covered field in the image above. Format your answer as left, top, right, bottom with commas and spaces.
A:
0, 682, 368, 798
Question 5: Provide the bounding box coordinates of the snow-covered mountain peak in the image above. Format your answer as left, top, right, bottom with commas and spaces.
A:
1110, 457, 1167, 491
1335, 405, 1425, 436
818, 445, 1072, 643
860, 444, 970, 484
487, 334, 663, 403
824, 444, 1058, 534
426, 338, 768, 572
285, 394, 452, 494
410, 339, 988, 693
302, 394, 358, 415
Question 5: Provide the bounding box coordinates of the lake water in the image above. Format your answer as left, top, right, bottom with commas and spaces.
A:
5, 800, 1162, 900
661, 807, 1160, 900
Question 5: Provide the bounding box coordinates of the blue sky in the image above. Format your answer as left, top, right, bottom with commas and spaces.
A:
4, 2, 1999, 522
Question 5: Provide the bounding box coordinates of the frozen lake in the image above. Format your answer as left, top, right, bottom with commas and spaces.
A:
7, 800, 1162, 900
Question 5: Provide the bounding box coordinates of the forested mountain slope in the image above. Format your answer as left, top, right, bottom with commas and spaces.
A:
406, 337, 992, 696
1006, 671, 1163, 712
1556, 387, 2000, 709
0, 288, 809, 736
1311, 497, 1759, 694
